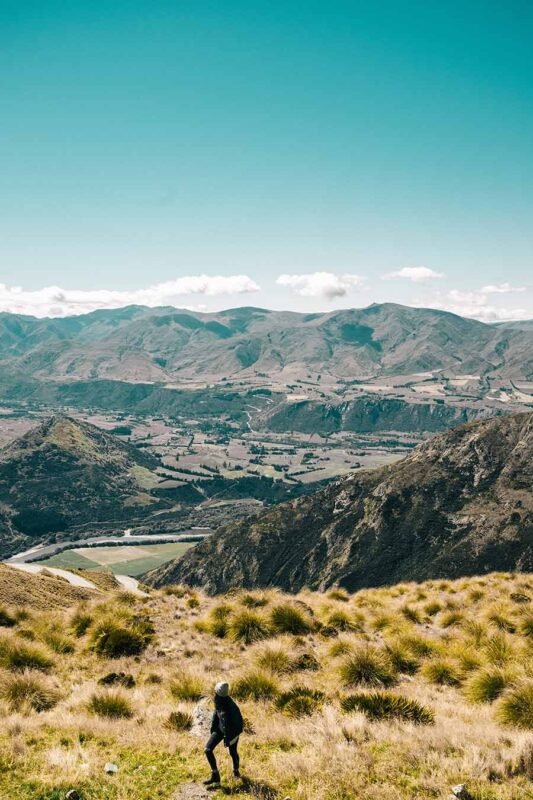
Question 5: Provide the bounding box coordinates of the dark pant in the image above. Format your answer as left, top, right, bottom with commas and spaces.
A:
205, 731, 240, 773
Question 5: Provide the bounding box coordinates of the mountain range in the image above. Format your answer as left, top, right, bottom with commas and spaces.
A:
147, 411, 533, 592
0, 302, 532, 384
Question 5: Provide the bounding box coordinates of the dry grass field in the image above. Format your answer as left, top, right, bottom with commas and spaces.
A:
1, 568, 533, 799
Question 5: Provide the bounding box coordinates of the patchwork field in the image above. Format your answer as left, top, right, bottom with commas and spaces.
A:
39, 542, 193, 577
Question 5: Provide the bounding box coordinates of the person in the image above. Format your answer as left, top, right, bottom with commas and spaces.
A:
204, 681, 244, 785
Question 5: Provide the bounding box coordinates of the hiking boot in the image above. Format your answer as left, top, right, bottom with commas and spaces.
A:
203, 772, 221, 785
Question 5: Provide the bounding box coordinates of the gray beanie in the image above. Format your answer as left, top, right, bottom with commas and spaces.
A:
215, 681, 229, 697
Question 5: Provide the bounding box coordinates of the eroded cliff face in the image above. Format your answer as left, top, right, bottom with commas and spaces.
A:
147, 412, 533, 593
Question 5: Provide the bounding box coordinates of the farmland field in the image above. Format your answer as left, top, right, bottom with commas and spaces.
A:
38, 541, 193, 577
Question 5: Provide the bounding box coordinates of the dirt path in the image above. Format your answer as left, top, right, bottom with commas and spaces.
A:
6, 562, 98, 589
114, 574, 149, 596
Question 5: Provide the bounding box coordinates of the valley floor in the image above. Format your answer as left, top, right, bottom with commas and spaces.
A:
1, 571, 533, 799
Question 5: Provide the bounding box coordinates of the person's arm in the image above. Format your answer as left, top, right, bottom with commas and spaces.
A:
210, 711, 220, 734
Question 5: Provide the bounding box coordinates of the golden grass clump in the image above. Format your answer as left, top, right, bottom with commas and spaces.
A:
421, 658, 463, 687
0, 670, 61, 713
269, 603, 314, 635
228, 609, 271, 644
464, 666, 514, 703
88, 689, 134, 719
232, 669, 279, 700
497, 682, 533, 729
169, 671, 204, 702
0, 635, 54, 672
339, 645, 397, 688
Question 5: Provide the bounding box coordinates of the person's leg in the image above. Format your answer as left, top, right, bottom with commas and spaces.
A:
228, 737, 240, 776
204, 732, 223, 782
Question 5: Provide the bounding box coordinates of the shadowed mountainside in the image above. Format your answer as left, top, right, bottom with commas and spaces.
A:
147, 411, 533, 592
0, 416, 160, 557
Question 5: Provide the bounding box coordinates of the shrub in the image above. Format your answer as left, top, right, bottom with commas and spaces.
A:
232, 670, 279, 701
465, 667, 512, 703
169, 672, 204, 702
166, 709, 193, 731
341, 691, 434, 725
0, 606, 16, 628
276, 686, 326, 717
255, 643, 293, 674
88, 617, 153, 658
98, 672, 136, 689
0, 637, 53, 672
422, 659, 462, 687
270, 604, 313, 635
229, 611, 271, 645
0, 671, 60, 713
497, 683, 533, 729
339, 646, 396, 688
88, 690, 134, 719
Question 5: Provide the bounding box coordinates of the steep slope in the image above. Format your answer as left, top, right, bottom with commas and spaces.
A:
148, 411, 533, 592
0, 303, 531, 383
0, 416, 160, 557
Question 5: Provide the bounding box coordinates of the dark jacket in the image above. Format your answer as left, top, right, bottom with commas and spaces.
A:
210, 696, 244, 743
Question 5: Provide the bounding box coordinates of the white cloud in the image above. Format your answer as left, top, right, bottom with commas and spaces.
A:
0, 275, 260, 318
383, 266, 445, 282
480, 282, 526, 294
276, 271, 365, 300
421, 288, 530, 322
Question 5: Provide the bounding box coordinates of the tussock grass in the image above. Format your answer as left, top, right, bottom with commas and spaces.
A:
385, 640, 421, 675
88, 689, 134, 719
1, 571, 533, 800
88, 614, 154, 658
497, 682, 533, 729
229, 609, 271, 644
341, 691, 434, 725
254, 641, 293, 674
275, 686, 326, 717
232, 669, 279, 700
422, 658, 462, 686
0, 670, 60, 712
0, 606, 16, 628
166, 708, 193, 731
0, 635, 54, 672
464, 666, 513, 703
270, 603, 314, 635
339, 645, 397, 688
169, 672, 204, 701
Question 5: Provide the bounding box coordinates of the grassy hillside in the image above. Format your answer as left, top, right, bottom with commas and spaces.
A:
1, 571, 533, 799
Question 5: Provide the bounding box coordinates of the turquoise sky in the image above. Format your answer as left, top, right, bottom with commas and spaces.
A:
1, 1, 532, 319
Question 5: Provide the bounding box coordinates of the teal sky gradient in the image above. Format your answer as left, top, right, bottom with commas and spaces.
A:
1, 1, 532, 318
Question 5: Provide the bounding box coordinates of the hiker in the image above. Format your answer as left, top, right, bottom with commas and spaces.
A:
204, 681, 244, 785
